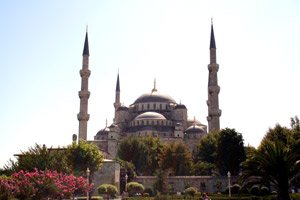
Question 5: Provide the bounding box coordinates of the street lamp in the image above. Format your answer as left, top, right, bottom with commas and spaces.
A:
227, 171, 231, 197
86, 168, 90, 200
125, 173, 128, 192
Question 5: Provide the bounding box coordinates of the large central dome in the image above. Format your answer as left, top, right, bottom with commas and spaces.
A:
133, 91, 176, 104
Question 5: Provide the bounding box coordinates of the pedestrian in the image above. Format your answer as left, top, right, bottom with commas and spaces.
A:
202, 192, 210, 200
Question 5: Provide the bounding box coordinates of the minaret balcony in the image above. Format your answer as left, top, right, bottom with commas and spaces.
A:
80, 69, 91, 78
208, 85, 220, 94
78, 91, 90, 98
208, 108, 222, 117
208, 63, 219, 72
77, 113, 90, 121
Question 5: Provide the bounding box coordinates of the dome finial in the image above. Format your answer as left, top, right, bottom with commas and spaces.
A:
152, 78, 157, 93
105, 118, 108, 127
193, 116, 196, 128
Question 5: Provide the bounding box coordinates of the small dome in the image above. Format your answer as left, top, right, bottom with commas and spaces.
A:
175, 104, 186, 109
96, 127, 110, 136
134, 112, 166, 120
185, 125, 205, 134
133, 91, 176, 104
117, 106, 129, 111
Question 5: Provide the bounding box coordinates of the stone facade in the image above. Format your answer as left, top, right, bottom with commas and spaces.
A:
134, 175, 237, 194
92, 159, 120, 195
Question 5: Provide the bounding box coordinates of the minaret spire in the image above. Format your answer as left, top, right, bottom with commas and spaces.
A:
207, 21, 221, 132
78, 30, 91, 140
114, 72, 121, 122
152, 78, 157, 93
210, 20, 216, 49
82, 31, 89, 56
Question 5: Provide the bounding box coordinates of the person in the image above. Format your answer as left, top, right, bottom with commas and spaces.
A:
202, 192, 210, 200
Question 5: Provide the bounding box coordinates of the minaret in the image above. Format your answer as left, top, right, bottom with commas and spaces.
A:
207, 21, 221, 132
77, 31, 91, 140
113, 72, 121, 121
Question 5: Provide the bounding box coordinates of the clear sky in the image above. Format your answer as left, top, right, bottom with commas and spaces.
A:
1, 0, 300, 167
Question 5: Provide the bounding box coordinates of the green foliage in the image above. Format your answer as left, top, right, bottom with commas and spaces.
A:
216, 128, 246, 175
241, 133, 300, 200
3, 141, 104, 176
153, 168, 172, 194
117, 136, 162, 175
16, 144, 69, 173
184, 187, 198, 196
97, 184, 118, 198
158, 141, 193, 176
126, 181, 145, 196
67, 140, 104, 176
194, 131, 218, 164
193, 161, 216, 175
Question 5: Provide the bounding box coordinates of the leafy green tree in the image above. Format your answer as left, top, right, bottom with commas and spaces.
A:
194, 131, 218, 164
193, 161, 216, 176
153, 168, 172, 194
216, 128, 246, 175
241, 140, 300, 200
117, 136, 162, 175
158, 141, 193, 175
16, 144, 69, 173
67, 140, 104, 176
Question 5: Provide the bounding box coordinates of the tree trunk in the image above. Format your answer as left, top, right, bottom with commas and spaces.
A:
277, 176, 290, 200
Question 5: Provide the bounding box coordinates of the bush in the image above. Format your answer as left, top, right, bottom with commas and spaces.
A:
144, 188, 154, 196
126, 182, 144, 196
97, 184, 118, 198
231, 184, 241, 194
250, 185, 260, 196
260, 186, 270, 196
184, 187, 198, 196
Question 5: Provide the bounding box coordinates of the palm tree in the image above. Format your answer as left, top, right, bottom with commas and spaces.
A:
240, 141, 300, 200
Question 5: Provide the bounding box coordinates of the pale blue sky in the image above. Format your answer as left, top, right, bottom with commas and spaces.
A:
1, 0, 300, 167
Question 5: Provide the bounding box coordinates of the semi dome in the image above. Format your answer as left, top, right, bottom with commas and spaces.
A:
96, 127, 110, 136
133, 91, 176, 104
134, 111, 166, 120
185, 125, 205, 134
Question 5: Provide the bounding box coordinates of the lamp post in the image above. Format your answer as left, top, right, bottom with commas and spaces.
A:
227, 171, 231, 197
86, 168, 90, 200
125, 173, 128, 192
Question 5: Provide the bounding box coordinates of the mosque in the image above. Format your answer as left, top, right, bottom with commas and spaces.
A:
77, 24, 221, 159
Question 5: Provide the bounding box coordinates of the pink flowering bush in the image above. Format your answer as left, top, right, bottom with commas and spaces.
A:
0, 169, 92, 200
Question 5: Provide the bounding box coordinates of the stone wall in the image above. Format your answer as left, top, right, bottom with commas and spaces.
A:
92, 159, 120, 195
134, 175, 237, 194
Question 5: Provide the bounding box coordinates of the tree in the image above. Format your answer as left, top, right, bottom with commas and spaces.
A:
153, 168, 172, 194
194, 131, 218, 164
117, 136, 162, 175
158, 141, 193, 176
216, 128, 246, 175
67, 140, 104, 176
240, 140, 300, 200
16, 144, 69, 173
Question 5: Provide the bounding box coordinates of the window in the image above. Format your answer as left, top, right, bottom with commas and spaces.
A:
154, 104, 156, 110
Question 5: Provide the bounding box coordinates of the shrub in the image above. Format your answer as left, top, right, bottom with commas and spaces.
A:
97, 184, 118, 198
184, 187, 198, 196
126, 182, 144, 196
260, 186, 270, 196
144, 188, 154, 196
231, 183, 241, 194
250, 185, 260, 196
